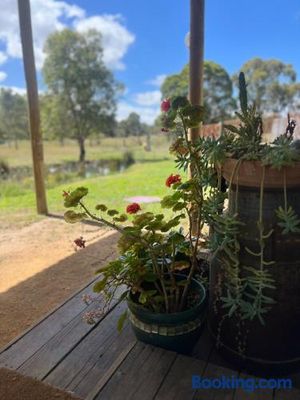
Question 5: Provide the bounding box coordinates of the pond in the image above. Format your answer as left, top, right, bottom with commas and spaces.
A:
0, 155, 135, 182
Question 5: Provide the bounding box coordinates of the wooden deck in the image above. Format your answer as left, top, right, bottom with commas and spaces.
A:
1, 278, 300, 400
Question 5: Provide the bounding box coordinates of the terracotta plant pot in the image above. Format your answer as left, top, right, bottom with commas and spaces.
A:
221, 158, 300, 188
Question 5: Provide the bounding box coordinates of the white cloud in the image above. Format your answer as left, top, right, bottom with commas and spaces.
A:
0, 0, 85, 69
147, 74, 167, 87
134, 90, 161, 106
0, 1, 134, 70
118, 88, 162, 124
0, 71, 7, 82
74, 15, 135, 70
0, 52, 7, 65
0, 85, 26, 95
117, 101, 160, 125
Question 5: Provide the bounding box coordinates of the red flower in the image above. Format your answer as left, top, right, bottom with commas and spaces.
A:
161, 98, 171, 112
166, 174, 181, 187
126, 203, 141, 214
62, 190, 70, 198
74, 237, 86, 248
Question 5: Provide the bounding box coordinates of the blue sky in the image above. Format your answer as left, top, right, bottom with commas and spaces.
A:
0, 0, 300, 123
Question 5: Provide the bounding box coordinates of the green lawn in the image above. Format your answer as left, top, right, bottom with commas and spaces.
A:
0, 160, 183, 222
0, 135, 179, 225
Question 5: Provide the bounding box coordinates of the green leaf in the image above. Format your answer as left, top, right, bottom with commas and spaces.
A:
132, 212, 155, 228
143, 272, 157, 282
228, 304, 238, 317
172, 202, 185, 212
238, 72, 248, 114
95, 204, 108, 211
123, 226, 139, 233
64, 210, 86, 224
107, 209, 119, 216
117, 310, 128, 332
139, 291, 147, 304
93, 277, 107, 293
64, 187, 88, 208
171, 96, 189, 110
160, 195, 174, 209
113, 214, 128, 222
223, 124, 240, 134
276, 206, 300, 234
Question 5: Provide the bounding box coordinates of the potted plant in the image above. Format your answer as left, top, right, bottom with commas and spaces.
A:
63, 97, 214, 353
207, 72, 300, 373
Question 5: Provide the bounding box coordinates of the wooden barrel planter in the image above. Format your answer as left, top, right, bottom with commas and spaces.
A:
209, 159, 300, 374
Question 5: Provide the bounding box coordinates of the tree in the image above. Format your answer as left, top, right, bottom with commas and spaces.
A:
235, 58, 300, 112
42, 29, 119, 162
117, 112, 149, 145
0, 89, 29, 148
161, 61, 236, 123
40, 94, 71, 145
119, 113, 145, 137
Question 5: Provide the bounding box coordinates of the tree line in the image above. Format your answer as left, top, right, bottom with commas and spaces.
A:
0, 28, 300, 160
161, 59, 300, 123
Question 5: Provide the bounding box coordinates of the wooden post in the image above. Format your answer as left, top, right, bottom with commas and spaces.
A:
189, 0, 205, 142
18, 0, 48, 214
189, 0, 205, 235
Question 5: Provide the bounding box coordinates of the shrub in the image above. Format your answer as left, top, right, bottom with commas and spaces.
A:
0, 159, 9, 179
122, 151, 135, 167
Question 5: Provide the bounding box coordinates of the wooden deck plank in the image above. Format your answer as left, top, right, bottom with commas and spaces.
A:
84, 341, 136, 400
233, 373, 273, 400
154, 355, 206, 400
94, 342, 177, 400
0, 278, 99, 369
44, 303, 136, 397
206, 346, 237, 371
192, 360, 238, 399
17, 292, 121, 380
288, 370, 300, 389
191, 323, 214, 362
274, 387, 300, 399
2, 276, 300, 400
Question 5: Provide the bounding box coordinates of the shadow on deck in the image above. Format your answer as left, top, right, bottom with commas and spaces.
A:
0, 227, 119, 347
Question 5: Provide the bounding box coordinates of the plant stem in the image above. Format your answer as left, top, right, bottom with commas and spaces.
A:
259, 166, 266, 273
80, 200, 170, 311
283, 168, 287, 212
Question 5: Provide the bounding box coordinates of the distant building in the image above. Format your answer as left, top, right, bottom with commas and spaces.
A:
201, 114, 300, 141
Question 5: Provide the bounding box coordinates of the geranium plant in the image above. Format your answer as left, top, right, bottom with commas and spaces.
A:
63, 96, 217, 332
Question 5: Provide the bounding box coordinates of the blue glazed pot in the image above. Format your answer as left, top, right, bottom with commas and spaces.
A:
127, 275, 207, 353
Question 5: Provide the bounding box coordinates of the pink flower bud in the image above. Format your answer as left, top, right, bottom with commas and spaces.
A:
161, 99, 171, 112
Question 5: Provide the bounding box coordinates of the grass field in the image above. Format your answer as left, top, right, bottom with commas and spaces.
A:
0, 135, 171, 167
0, 136, 181, 225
